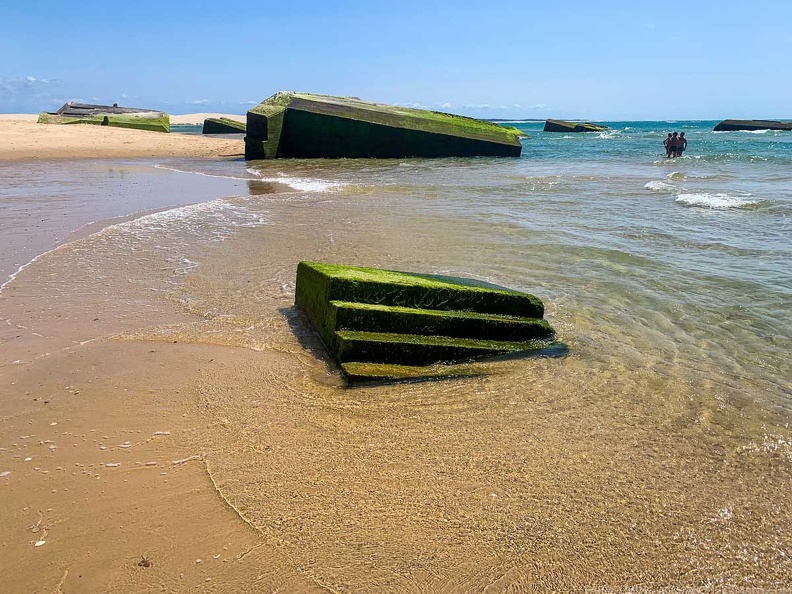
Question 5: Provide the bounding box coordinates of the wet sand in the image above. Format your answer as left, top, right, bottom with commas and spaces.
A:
1, 140, 791, 592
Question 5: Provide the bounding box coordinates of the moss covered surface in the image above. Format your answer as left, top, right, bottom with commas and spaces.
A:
37, 112, 170, 133
294, 261, 556, 382
331, 301, 553, 341
341, 361, 489, 382
336, 331, 548, 366
246, 92, 523, 159
713, 119, 792, 131
202, 117, 246, 134
543, 119, 608, 133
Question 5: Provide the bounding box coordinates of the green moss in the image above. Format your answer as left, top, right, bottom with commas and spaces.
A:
544, 119, 608, 133
37, 112, 170, 133
336, 331, 550, 366
294, 261, 557, 382
341, 361, 489, 382
331, 301, 554, 341
246, 92, 523, 159
202, 117, 245, 134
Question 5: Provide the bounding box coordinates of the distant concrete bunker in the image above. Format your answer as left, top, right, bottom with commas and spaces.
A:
37, 102, 170, 133
245, 92, 524, 159
294, 262, 557, 382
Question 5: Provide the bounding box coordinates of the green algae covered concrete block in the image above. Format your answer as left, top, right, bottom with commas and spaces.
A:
294, 261, 556, 382
37, 102, 170, 133
245, 92, 524, 160
543, 119, 608, 133
202, 117, 246, 134
713, 119, 792, 132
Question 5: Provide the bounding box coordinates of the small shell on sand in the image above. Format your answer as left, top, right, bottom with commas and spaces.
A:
35, 540, 46, 547
0, 471, 10, 478
105, 463, 121, 468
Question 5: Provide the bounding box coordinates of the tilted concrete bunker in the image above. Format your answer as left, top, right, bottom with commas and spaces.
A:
713, 119, 792, 132
294, 262, 557, 382
202, 117, 246, 134
245, 92, 524, 159
543, 119, 609, 133
37, 102, 170, 133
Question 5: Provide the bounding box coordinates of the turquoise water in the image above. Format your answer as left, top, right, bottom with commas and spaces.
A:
2, 121, 790, 418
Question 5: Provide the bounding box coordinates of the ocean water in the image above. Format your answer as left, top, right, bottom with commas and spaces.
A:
2, 120, 791, 585
2, 121, 790, 410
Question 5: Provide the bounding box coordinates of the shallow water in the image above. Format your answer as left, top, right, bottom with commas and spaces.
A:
1, 122, 791, 588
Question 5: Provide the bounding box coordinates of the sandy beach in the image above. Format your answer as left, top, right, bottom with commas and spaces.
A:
1, 121, 791, 593
0, 116, 245, 161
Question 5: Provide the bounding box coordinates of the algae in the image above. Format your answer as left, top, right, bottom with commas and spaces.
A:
246, 92, 523, 159
294, 261, 557, 382
37, 112, 170, 133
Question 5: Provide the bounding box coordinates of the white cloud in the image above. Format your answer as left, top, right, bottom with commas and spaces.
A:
438, 102, 453, 109
0, 76, 62, 112
240, 100, 258, 105
189, 99, 209, 105
121, 93, 128, 99
462, 103, 490, 109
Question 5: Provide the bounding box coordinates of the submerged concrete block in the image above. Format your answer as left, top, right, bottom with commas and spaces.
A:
202, 117, 246, 134
294, 261, 556, 382
245, 92, 524, 159
713, 119, 792, 132
543, 119, 608, 133
37, 102, 169, 133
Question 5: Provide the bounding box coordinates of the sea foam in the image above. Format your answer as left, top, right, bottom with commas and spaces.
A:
246, 169, 346, 193
675, 193, 758, 209
645, 180, 677, 191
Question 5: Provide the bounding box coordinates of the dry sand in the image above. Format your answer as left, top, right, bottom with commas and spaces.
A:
0, 117, 245, 160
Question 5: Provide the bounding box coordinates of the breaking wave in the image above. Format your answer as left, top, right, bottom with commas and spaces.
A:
675, 193, 759, 209
645, 180, 677, 191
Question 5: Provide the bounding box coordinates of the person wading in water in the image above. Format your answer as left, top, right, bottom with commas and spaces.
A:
676, 132, 687, 157
669, 132, 680, 158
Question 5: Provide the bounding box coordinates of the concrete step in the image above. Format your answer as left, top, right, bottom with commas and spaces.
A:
335, 331, 550, 366
330, 300, 553, 342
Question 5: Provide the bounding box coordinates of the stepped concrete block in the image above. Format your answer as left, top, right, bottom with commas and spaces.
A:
294, 261, 557, 382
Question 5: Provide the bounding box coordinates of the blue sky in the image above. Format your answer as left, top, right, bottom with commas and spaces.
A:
2, 0, 790, 120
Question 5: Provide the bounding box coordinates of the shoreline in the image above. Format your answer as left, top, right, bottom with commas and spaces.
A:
0, 157, 287, 286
